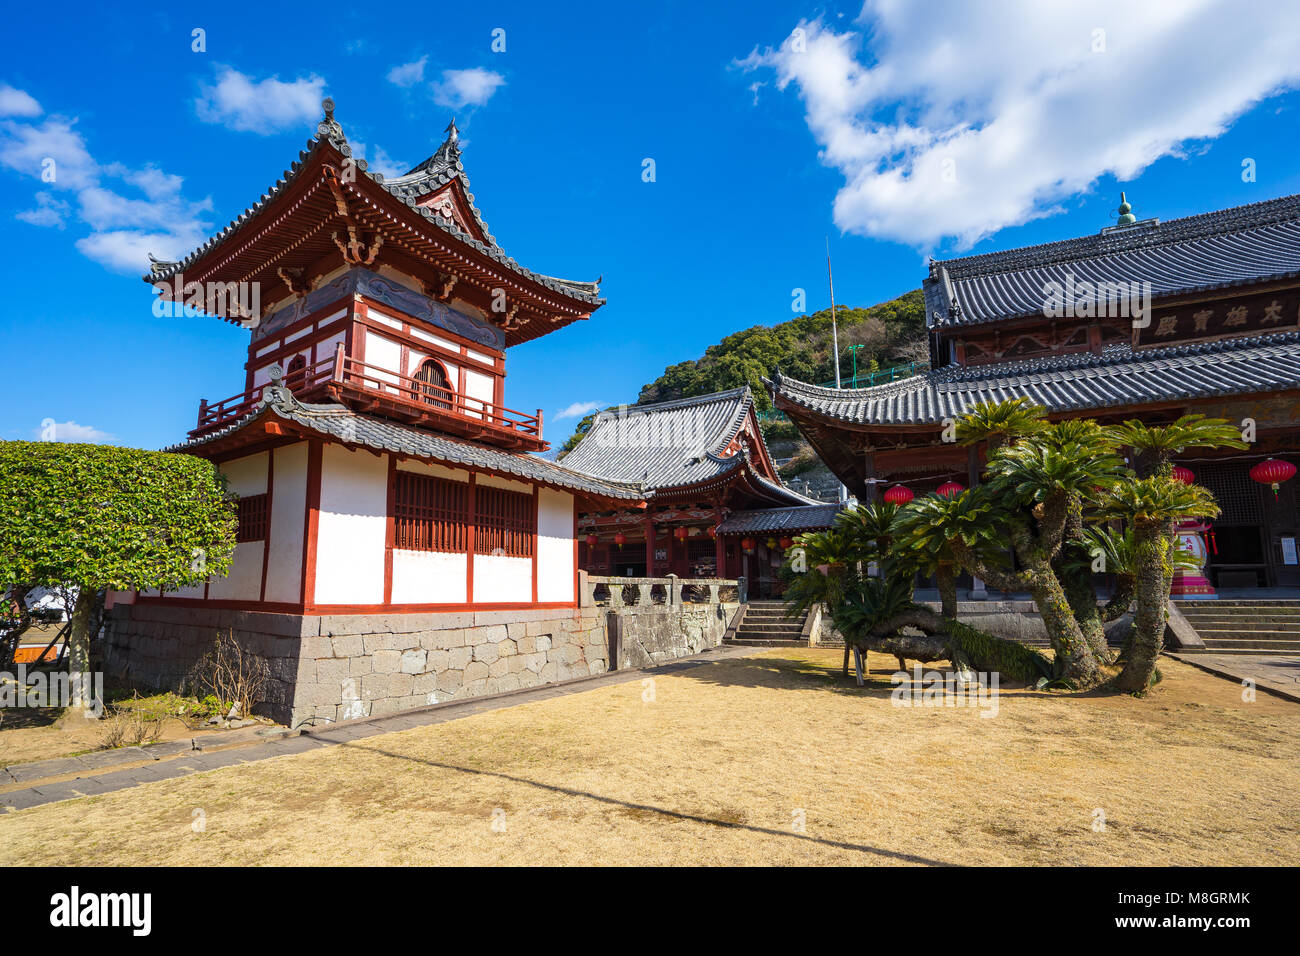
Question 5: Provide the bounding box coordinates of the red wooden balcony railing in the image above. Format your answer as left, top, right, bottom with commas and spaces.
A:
191, 345, 545, 450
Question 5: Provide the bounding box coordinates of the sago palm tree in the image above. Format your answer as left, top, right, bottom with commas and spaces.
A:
1101, 476, 1221, 693
955, 397, 1047, 454
1105, 414, 1246, 478
890, 491, 1003, 618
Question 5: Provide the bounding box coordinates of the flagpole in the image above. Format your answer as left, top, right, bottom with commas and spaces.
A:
826, 236, 841, 389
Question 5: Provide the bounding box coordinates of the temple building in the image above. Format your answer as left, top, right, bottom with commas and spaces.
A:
771, 193, 1300, 592
561, 387, 839, 595
106, 100, 654, 724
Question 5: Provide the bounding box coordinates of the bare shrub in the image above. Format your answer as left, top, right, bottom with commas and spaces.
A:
186, 630, 270, 721
98, 706, 163, 750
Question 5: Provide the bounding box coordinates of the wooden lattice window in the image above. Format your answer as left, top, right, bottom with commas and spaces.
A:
236, 493, 269, 542
285, 354, 307, 388
395, 472, 469, 552
414, 359, 452, 409
476, 485, 534, 558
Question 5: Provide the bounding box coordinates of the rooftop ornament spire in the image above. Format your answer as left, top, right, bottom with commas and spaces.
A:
317, 97, 347, 147
1116, 191, 1136, 226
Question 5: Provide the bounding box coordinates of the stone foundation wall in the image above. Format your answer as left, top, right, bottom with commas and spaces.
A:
614, 603, 737, 669
105, 599, 735, 728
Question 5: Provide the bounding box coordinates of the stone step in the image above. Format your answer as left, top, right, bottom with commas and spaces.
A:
737, 626, 807, 638
1180, 645, 1300, 656
1174, 600, 1300, 608
1192, 630, 1300, 641
1201, 639, 1300, 650
742, 613, 801, 623
724, 638, 810, 647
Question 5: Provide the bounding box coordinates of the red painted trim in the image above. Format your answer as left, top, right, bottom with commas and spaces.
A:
134, 596, 579, 614
301, 440, 323, 606
383, 455, 396, 605
531, 485, 539, 604
354, 292, 504, 364
259, 449, 275, 602
250, 298, 353, 354
466, 472, 477, 603
246, 317, 348, 373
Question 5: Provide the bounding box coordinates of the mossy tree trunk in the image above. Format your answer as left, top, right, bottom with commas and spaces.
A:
936, 562, 958, 619
1116, 524, 1176, 693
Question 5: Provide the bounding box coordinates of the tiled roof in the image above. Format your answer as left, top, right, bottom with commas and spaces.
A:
143, 112, 602, 308
716, 504, 843, 535
769, 331, 1300, 427
560, 387, 815, 505
169, 394, 643, 502
925, 193, 1300, 328
562, 388, 756, 487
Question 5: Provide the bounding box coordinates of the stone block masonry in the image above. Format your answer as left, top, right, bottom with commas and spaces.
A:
104, 601, 738, 728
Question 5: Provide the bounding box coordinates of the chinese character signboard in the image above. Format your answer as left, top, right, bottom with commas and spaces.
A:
1134, 287, 1300, 349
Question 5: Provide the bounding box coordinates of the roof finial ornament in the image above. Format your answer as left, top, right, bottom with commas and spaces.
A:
445, 117, 459, 143
317, 97, 346, 145
1116, 191, 1136, 226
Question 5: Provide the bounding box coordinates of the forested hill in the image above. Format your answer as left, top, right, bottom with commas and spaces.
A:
556, 288, 928, 459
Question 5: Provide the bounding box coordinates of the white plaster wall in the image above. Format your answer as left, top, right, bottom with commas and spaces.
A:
208, 542, 264, 600
476, 473, 530, 494
202, 452, 269, 601
396, 460, 469, 482
314, 445, 387, 605
223, 452, 269, 497
464, 368, 494, 418
473, 554, 532, 603
264, 441, 308, 604
391, 550, 468, 604
363, 330, 402, 392
537, 488, 575, 603
314, 329, 346, 366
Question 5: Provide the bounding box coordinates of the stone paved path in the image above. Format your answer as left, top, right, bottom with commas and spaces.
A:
1, 645, 760, 813
1168, 652, 1300, 703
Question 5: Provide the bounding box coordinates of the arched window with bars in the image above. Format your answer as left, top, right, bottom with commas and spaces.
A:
413, 359, 452, 409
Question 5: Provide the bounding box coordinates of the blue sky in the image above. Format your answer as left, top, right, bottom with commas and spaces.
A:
3, 0, 1300, 452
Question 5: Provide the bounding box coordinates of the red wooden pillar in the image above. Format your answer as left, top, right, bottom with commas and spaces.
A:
644, 517, 656, 577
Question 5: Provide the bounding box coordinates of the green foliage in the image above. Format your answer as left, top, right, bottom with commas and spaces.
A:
759, 419, 802, 443
637, 290, 927, 408
1100, 475, 1221, 528
1104, 414, 1247, 476
954, 397, 1047, 449
0, 441, 237, 592
888, 491, 1003, 579
828, 570, 915, 644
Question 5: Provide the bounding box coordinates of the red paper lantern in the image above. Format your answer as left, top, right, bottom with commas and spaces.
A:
585, 533, 598, 548
1171, 465, 1195, 485
741, 537, 756, 552
707, 525, 718, 538
883, 485, 914, 505
935, 481, 965, 498
674, 526, 689, 541
613, 532, 627, 548
1250, 458, 1297, 498
779, 537, 794, 550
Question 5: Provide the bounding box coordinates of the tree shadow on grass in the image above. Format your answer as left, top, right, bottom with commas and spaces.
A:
333, 738, 955, 866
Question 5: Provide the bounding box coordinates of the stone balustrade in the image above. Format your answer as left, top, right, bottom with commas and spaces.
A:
583, 573, 745, 609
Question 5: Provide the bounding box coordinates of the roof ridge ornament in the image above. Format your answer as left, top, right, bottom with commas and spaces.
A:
317, 97, 347, 146
260, 363, 301, 414
1116, 191, 1137, 226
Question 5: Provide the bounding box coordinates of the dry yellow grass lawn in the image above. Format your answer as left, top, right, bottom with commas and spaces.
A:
2, 648, 1297, 866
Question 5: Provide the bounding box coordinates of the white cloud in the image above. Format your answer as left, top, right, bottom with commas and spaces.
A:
555, 400, 604, 421
35, 421, 114, 443
0, 84, 41, 118
738, 2, 1300, 249
387, 56, 428, 89
0, 86, 212, 275
195, 67, 325, 134
350, 141, 409, 179
15, 191, 69, 228
431, 68, 505, 109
